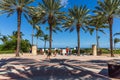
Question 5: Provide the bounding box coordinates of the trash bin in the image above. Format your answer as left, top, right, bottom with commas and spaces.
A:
92, 44, 97, 56
32, 45, 37, 55
108, 62, 120, 77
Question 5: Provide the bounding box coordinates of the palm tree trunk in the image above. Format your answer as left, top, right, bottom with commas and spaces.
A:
96, 30, 99, 54
76, 26, 80, 56
36, 37, 38, 47
32, 26, 34, 46
114, 42, 115, 53
16, 8, 22, 57
49, 24, 52, 54
48, 13, 53, 54
44, 41, 46, 51
109, 17, 114, 57
31, 26, 35, 53
114, 43, 115, 50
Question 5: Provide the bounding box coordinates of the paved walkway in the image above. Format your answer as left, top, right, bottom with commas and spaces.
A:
0, 54, 120, 80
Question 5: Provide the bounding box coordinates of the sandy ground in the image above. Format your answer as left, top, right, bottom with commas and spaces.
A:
0, 53, 120, 80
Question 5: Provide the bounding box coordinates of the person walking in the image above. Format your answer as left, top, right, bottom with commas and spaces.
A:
46, 49, 51, 60
66, 47, 69, 56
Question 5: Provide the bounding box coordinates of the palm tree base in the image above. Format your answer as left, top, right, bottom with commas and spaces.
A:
15, 53, 20, 57
111, 54, 114, 57
77, 53, 80, 56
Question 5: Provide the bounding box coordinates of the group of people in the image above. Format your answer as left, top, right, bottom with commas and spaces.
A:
46, 47, 72, 60
29, 46, 74, 60
46, 49, 59, 60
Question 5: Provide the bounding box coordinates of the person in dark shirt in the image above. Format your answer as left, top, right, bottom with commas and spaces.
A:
46, 49, 51, 60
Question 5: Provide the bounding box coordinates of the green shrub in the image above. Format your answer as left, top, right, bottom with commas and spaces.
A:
114, 49, 120, 54
1, 39, 31, 53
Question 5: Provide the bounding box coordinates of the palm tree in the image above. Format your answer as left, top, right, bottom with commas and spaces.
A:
25, 18, 39, 46
63, 5, 90, 55
35, 29, 44, 47
113, 37, 120, 54
9, 31, 24, 40
95, 0, 120, 57
114, 38, 120, 50
0, 0, 34, 57
88, 15, 108, 54
41, 34, 50, 51
113, 32, 120, 50
25, 6, 44, 46
0, 35, 8, 43
38, 0, 66, 54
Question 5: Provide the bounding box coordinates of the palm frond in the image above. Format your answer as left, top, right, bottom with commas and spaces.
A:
114, 38, 120, 44
87, 28, 94, 35
113, 32, 120, 36
99, 29, 106, 34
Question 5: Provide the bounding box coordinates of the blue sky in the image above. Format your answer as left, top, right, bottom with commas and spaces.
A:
0, 0, 120, 48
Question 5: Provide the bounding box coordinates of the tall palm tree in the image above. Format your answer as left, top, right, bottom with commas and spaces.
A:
88, 15, 108, 54
95, 0, 120, 57
38, 0, 66, 54
63, 5, 90, 55
0, 0, 34, 57
41, 34, 50, 51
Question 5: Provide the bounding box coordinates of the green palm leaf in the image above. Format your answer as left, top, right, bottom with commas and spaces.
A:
113, 32, 120, 37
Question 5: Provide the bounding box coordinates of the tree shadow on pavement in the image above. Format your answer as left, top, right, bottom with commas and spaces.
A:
0, 58, 38, 68
0, 58, 112, 80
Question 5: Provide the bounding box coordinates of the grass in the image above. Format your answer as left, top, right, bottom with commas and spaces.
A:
0, 50, 15, 54
100, 48, 120, 54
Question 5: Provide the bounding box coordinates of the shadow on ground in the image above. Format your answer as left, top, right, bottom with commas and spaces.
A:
0, 58, 119, 80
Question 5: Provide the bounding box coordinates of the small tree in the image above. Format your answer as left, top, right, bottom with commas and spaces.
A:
0, 36, 8, 43
114, 38, 120, 50
35, 29, 44, 47
41, 34, 50, 51
87, 14, 108, 53
113, 32, 120, 51
24, 6, 43, 46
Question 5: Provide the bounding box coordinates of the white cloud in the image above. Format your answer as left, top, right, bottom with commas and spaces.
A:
60, 0, 69, 8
